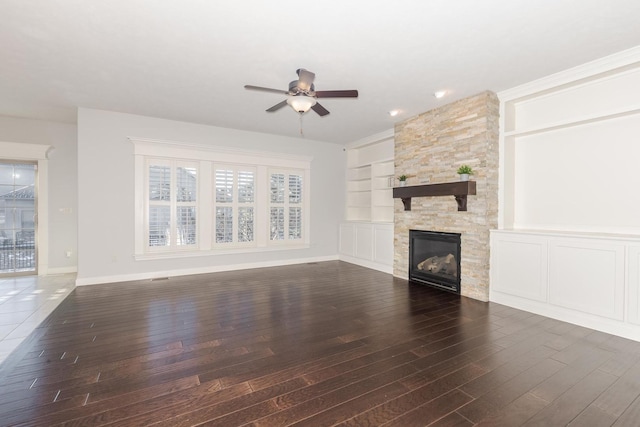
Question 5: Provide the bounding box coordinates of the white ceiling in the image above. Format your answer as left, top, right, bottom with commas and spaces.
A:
1, 1, 639, 144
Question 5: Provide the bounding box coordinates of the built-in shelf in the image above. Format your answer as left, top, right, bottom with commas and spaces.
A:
393, 181, 476, 211
346, 133, 395, 222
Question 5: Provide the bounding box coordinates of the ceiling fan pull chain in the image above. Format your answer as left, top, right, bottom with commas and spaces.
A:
299, 113, 304, 137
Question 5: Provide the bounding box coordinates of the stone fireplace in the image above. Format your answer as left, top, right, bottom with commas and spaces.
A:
393, 91, 499, 301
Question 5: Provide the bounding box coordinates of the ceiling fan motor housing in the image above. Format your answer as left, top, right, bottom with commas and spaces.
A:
289, 80, 314, 94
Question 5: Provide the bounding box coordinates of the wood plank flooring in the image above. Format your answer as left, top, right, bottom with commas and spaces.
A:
1, 261, 640, 426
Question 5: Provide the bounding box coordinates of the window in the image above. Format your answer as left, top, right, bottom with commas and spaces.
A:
269, 171, 304, 242
132, 138, 310, 259
214, 166, 255, 246
146, 159, 198, 251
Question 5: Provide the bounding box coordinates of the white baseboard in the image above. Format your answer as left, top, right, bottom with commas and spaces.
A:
338, 255, 393, 274
46, 266, 78, 275
491, 291, 640, 343
75, 255, 339, 286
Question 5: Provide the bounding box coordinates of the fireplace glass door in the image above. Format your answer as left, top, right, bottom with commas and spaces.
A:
409, 230, 461, 293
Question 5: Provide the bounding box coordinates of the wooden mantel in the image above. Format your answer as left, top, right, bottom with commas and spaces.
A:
393, 181, 476, 211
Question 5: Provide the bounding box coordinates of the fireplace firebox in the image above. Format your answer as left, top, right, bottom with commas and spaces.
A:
409, 230, 461, 293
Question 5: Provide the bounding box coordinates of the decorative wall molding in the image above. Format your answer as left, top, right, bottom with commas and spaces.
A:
498, 46, 640, 100
0, 141, 51, 160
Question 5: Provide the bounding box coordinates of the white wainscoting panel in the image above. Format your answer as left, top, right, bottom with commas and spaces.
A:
549, 239, 625, 321
339, 222, 393, 274
373, 224, 394, 267
491, 233, 548, 302
355, 223, 374, 260
628, 245, 640, 325
491, 230, 640, 342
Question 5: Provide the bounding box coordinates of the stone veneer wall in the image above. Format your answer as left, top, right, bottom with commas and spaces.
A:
393, 91, 499, 301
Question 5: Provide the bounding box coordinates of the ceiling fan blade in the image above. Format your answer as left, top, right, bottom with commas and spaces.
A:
296, 69, 315, 92
245, 85, 289, 95
311, 103, 330, 117
266, 100, 288, 112
314, 89, 359, 98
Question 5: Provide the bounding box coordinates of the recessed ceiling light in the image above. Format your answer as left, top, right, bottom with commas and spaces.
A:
388, 110, 400, 117
434, 90, 447, 99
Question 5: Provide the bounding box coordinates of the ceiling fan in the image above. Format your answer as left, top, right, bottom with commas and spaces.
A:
244, 68, 358, 116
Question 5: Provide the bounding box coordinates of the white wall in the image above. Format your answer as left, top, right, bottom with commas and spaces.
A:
77, 108, 345, 283
499, 47, 640, 235
0, 116, 78, 272
492, 46, 640, 341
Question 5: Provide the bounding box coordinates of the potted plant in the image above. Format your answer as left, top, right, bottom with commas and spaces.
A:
457, 165, 473, 181
397, 174, 408, 186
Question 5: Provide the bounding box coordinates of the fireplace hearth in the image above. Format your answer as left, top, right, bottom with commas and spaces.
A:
409, 230, 461, 293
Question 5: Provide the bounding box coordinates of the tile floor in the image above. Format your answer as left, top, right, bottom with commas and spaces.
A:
0, 273, 75, 364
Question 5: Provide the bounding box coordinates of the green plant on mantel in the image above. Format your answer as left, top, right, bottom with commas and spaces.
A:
456, 165, 474, 175
397, 174, 408, 181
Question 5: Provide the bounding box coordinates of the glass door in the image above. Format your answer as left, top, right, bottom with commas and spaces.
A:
0, 162, 37, 275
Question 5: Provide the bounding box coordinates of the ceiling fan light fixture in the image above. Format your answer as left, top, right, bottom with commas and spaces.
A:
287, 95, 316, 113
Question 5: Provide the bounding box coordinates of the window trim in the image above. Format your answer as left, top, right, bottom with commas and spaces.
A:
131, 137, 312, 260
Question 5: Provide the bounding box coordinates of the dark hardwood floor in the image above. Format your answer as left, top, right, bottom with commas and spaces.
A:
1, 261, 640, 426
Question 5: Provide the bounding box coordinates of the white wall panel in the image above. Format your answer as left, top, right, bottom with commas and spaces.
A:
373, 224, 393, 266
513, 115, 640, 234
355, 223, 374, 260
549, 239, 625, 320
495, 49, 640, 342
500, 49, 640, 236
491, 234, 547, 302
628, 245, 640, 325
514, 68, 640, 130
491, 230, 640, 341
339, 221, 393, 274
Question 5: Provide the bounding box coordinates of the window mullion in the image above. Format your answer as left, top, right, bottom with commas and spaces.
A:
284, 178, 290, 241
232, 170, 238, 243
199, 161, 212, 250
255, 165, 268, 247
170, 162, 177, 250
